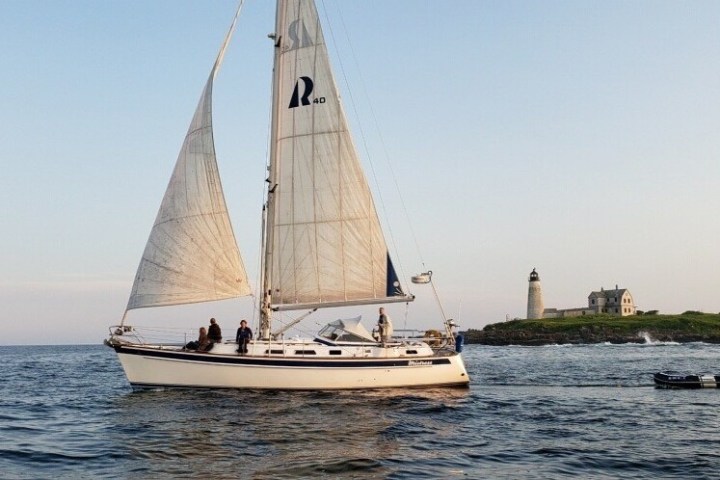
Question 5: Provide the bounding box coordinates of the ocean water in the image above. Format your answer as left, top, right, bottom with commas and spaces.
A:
2, 342, 720, 479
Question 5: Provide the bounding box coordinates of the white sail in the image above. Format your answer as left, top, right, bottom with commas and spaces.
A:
266, 0, 412, 311
126, 7, 250, 311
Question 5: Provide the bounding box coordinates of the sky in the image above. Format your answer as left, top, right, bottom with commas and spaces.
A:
1, 1, 719, 345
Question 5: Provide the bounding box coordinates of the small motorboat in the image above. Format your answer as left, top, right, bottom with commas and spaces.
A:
654, 371, 720, 389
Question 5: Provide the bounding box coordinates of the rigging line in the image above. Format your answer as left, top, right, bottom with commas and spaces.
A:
318, 1, 409, 285
329, 4, 427, 275
264, 310, 323, 344
328, 6, 454, 326
128, 325, 191, 333
430, 278, 450, 323
254, 2, 284, 336
252, 96, 273, 334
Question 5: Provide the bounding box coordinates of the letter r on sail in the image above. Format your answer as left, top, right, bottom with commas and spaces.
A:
289, 76, 314, 108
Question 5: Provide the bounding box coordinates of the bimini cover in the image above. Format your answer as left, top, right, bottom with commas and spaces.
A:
321, 316, 375, 342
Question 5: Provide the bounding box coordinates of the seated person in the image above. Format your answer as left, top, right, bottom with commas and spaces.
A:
208, 318, 222, 343
185, 327, 212, 351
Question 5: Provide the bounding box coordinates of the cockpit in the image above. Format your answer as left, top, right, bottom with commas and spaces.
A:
317, 317, 376, 343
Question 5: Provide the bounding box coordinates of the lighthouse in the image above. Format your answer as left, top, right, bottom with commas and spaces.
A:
527, 268, 544, 319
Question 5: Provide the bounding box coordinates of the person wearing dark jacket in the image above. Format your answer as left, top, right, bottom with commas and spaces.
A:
236, 319, 253, 355
208, 318, 222, 343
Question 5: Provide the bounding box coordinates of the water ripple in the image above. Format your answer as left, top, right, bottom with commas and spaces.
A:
3, 344, 720, 478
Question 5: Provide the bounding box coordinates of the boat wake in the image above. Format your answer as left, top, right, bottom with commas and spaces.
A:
482, 381, 654, 388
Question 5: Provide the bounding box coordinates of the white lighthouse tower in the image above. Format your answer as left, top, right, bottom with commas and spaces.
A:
527, 268, 544, 319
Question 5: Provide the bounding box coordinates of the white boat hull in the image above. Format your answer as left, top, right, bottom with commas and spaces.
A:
110, 342, 469, 390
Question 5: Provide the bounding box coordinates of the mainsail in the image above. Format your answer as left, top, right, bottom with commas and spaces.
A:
126, 4, 250, 312
266, 0, 413, 311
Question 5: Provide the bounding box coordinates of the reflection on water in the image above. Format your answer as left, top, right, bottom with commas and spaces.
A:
108, 387, 470, 478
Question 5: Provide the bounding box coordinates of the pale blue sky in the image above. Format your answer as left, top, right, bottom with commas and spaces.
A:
1, 1, 719, 345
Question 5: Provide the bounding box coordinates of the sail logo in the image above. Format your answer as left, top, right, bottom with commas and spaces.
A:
288, 20, 313, 50
289, 76, 325, 108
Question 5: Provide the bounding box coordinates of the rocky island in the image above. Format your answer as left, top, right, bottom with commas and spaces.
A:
463, 312, 720, 346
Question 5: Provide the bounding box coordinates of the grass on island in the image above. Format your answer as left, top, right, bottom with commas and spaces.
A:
478, 312, 720, 336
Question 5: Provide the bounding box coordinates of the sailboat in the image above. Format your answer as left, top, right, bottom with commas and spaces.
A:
106, 0, 470, 390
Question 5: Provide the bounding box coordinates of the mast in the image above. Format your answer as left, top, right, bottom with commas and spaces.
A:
260, 0, 285, 340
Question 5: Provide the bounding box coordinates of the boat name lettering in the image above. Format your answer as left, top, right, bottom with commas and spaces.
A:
408, 360, 432, 366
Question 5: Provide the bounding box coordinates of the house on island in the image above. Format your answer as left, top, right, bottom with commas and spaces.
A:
526, 269, 636, 319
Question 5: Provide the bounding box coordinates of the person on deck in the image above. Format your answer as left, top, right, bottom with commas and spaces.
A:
185, 326, 210, 351
236, 319, 253, 355
378, 307, 393, 343
208, 318, 222, 344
